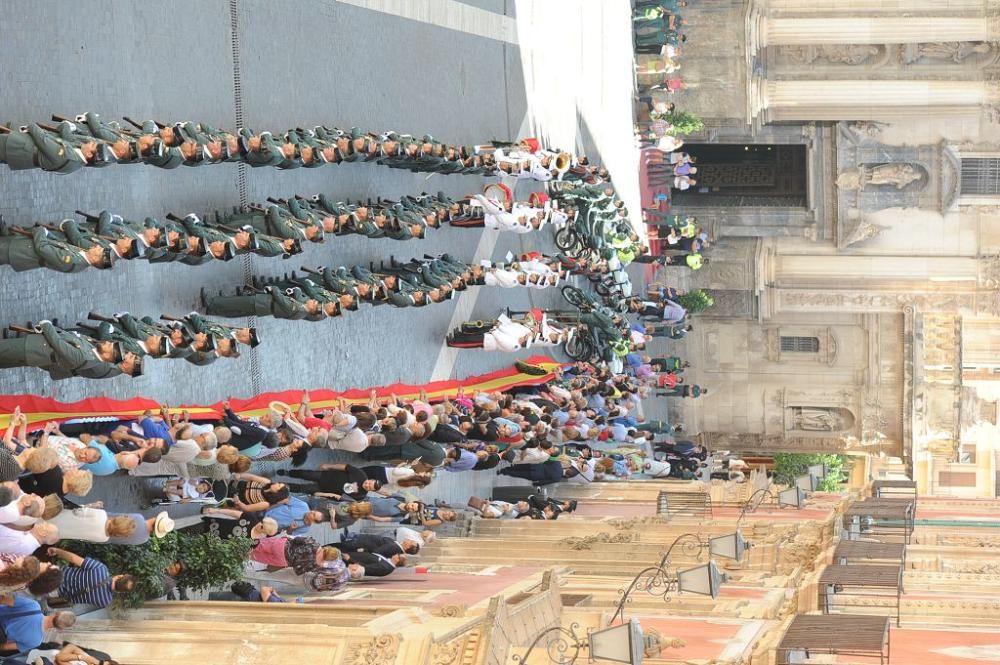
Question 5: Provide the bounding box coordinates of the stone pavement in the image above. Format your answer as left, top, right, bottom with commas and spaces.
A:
0, 0, 674, 522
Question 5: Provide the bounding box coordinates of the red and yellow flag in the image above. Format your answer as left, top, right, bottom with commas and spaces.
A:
0, 356, 564, 430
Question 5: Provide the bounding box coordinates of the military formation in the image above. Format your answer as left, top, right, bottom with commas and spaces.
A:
0, 111, 648, 381
0, 312, 259, 380
200, 251, 581, 322
0, 113, 609, 184
0, 188, 590, 275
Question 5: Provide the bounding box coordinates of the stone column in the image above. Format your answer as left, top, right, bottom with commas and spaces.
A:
766, 0, 983, 14
762, 17, 993, 45
764, 80, 997, 122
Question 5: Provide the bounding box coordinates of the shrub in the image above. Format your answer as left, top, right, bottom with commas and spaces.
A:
676, 289, 714, 315
68, 531, 252, 611
773, 453, 848, 493
661, 111, 704, 136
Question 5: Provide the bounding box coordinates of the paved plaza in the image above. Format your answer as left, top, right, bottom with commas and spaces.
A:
0, 0, 659, 525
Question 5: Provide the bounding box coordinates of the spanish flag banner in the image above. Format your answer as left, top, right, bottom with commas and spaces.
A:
0, 356, 564, 430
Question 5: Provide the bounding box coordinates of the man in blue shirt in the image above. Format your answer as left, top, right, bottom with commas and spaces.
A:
266, 495, 318, 536
0, 595, 75, 654
443, 446, 480, 472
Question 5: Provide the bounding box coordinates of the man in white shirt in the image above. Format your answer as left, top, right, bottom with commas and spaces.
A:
483, 266, 523, 289
565, 458, 596, 484
642, 458, 672, 478
0, 523, 58, 556
395, 526, 432, 550
0, 493, 44, 527
484, 315, 534, 352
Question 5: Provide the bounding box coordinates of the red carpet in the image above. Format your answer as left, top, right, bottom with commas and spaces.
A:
0, 356, 563, 430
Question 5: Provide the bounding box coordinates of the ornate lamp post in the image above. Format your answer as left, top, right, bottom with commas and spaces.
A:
608, 531, 749, 625
736, 485, 806, 527
511, 619, 645, 665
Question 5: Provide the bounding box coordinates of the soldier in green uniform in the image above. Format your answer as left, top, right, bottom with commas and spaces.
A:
635, 420, 681, 434
0, 225, 113, 273
182, 312, 260, 349
76, 210, 168, 254
84, 312, 199, 361
202, 285, 334, 321
657, 384, 706, 398
649, 356, 688, 372
646, 323, 692, 339
176, 214, 240, 262
254, 274, 358, 315
0, 123, 105, 174
56, 218, 142, 260
0, 321, 140, 380
238, 129, 288, 168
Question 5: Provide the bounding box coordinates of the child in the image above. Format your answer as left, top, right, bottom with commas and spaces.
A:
162, 478, 214, 503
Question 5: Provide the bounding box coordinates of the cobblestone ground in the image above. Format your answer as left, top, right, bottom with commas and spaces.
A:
0, 0, 673, 527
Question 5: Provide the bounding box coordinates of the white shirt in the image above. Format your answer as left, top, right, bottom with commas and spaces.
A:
484, 315, 533, 352
395, 526, 424, 547
191, 448, 218, 466
0, 503, 22, 525
51, 507, 110, 543
386, 465, 417, 486
0, 526, 41, 557
48, 435, 86, 472
518, 158, 553, 181
164, 439, 201, 464
566, 458, 596, 484
517, 447, 553, 464
484, 268, 522, 289
644, 459, 672, 478
330, 427, 368, 453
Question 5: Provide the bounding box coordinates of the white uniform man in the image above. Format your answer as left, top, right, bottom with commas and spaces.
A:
483, 314, 534, 352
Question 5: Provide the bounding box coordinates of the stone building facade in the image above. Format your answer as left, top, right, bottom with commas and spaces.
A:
670, 0, 1000, 497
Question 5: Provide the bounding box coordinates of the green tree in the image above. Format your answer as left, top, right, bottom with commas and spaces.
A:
676, 289, 714, 315
71, 532, 180, 611
659, 111, 704, 136
67, 531, 252, 612
773, 453, 848, 493
174, 531, 254, 593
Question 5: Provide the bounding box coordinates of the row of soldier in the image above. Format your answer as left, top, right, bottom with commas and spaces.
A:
0, 188, 582, 274
201, 252, 577, 321
0, 112, 609, 184
0, 252, 584, 380
0, 312, 260, 380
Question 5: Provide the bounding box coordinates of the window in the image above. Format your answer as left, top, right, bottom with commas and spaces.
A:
960, 158, 1000, 196
938, 471, 977, 487
780, 336, 819, 353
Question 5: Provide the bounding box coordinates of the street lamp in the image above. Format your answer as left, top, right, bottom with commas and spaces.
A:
795, 473, 817, 493
709, 530, 750, 562
609, 532, 744, 625
808, 463, 827, 482
737, 486, 806, 526
778, 486, 807, 508
512, 619, 645, 665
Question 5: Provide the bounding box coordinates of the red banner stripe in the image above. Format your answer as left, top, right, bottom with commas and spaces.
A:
0, 356, 563, 430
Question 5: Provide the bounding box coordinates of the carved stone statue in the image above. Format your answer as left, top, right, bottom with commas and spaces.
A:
823, 44, 881, 65
790, 407, 843, 432
836, 163, 925, 191
900, 41, 995, 65
867, 163, 924, 189
781, 44, 881, 66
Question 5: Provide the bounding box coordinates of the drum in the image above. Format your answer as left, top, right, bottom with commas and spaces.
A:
528, 192, 550, 206
483, 183, 513, 204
